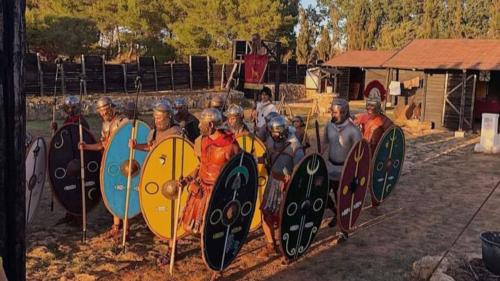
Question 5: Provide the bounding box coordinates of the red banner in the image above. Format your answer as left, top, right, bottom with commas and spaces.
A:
244, 54, 268, 90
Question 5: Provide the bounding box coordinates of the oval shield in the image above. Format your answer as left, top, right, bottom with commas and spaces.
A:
236, 135, 268, 231
26, 137, 47, 224
202, 152, 258, 272
371, 126, 405, 204
279, 153, 329, 261
48, 124, 102, 215
101, 120, 150, 219
139, 135, 199, 240
337, 139, 371, 233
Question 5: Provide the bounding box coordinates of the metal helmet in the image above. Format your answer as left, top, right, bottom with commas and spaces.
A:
96, 96, 113, 111
62, 96, 81, 115
264, 111, 280, 124
153, 100, 174, 117
173, 98, 188, 109
225, 104, 244, 118
366, 95, 382, 114
200, 108, 223, 127
209, 95, 224, 109
292, 115, 305, 127
267, 115, 289, 140
330, 98, 350, 123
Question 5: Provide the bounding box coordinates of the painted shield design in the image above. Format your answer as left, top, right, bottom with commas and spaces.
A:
48, 124, 102, 215
279, 153, 329, 261
25, 137, 47, 224
101, 120, 150, 219
139, 135, 199, 240
337, 139, 371, 233
236, 135, 268, 231
202, 152, 258, 271
371, 126, 405, 204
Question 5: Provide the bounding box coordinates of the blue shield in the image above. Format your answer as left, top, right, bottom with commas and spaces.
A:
101, 120, 151, 219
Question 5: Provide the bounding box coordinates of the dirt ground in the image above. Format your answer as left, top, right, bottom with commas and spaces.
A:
26, 103, 500, 281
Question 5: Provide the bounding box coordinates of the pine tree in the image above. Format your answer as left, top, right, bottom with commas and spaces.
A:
445, 0, 464, 38
488, 0, 500, 38
316, 28, 332, 61
296, 7, 312, 64
463, 0, 490, 38
418, 0, 443, 38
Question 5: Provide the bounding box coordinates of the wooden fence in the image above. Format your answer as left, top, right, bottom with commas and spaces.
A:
24, 53, 308, 95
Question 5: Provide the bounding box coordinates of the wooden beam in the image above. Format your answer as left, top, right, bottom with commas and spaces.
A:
0, 0, 27, 280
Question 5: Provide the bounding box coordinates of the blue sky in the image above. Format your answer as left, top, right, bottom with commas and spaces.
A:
301, 0, 317, 8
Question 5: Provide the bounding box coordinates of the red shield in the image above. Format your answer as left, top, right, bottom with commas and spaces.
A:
337, 139, 371, 232
244, 54, 268, 90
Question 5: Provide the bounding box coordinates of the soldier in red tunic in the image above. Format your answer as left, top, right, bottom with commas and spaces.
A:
181, 108, 241, 234
354, 95, 393, 154
354, 96, 393, 207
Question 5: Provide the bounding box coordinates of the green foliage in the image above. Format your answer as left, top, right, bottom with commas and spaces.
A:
316, 28, 332, 61
296, 7, 313, 64
27, 15, 100, 60
489, 0, 500, 38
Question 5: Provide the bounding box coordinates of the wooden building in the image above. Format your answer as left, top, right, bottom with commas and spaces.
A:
323, 39, 500, 131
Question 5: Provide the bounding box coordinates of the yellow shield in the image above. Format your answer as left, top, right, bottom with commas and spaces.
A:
236, 135, 268, 231
139, 135, 199, 240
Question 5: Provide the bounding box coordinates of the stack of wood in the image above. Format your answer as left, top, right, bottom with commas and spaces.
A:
392, 96, 433, 135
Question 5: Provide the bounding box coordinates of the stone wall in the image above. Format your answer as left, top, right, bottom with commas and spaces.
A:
26, 90, 247, 121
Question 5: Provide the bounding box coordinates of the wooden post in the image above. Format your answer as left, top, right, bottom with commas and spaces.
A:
61, 62, 66, 96
102, 55, 107, 93
274, 42, 282, 102
207, 56, 211, 89
36, 53, 44, 96
189, 55, 193, 90
221, 64, 225, 89
458, 70, 467, 131
0, 0, 26, 280
122, 64, 128, 94
470, 74, 477, 131
170, 63, 175, 93
153, 56, 158, 91
441, 72, 449, 127
81, 54, 87, 95
422, 73, 428, 121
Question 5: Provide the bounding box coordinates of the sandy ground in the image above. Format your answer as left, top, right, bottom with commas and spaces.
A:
26, 105, 500, 281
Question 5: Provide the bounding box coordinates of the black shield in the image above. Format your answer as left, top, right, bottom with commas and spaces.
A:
279, 153, 329, 261
48, 124, 102, 215
201, 152, 258, 271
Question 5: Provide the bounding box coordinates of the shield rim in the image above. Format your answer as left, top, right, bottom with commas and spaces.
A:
278, 152, 329, 261
25, 136, 47, 224
100, 119, 151, 219
336, 139, 371, 233
48, 123, 101, 216
201, 151, 258, 272
138, 134, 196, 240
370, 125, 406, 204
235, 135, 267, 232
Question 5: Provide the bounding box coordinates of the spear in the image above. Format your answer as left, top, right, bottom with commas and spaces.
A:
169, 121, 187, 275
121, 72, 142, 251
78, 71, 87, 243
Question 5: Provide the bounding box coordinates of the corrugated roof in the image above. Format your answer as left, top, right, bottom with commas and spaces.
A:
323, 50, 398, 68
383, 39, 500, 71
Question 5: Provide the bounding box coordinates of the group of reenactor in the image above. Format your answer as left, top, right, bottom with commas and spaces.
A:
29, 83, 400, 276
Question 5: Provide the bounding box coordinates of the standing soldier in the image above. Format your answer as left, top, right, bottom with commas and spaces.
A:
322, 98, 362, 234
291, 115, 310, 151
50, 96, 90, 132
258, 115, 304, 258
207, 95, 227, 121
225, 104, 250, 136
173, 98, 200, 143
354, 95, 394, 153
181, 108, 240, 234
79, 97, 128, 239
253, 87, 277, 140
130, 100, 181, 151
52, 96, 90, 226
